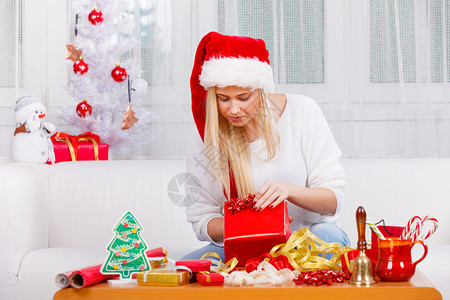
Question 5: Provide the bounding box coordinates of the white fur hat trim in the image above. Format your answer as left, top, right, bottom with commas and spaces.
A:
199, 57, 275, 93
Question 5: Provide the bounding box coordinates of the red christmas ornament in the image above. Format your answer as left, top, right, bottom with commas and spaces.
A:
88, 6, 103, 25
73, 56, 89, 75
76, 99, 92, 118
111, 63, 127, 82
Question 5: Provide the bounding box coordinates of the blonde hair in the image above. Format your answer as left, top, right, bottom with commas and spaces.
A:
204, 87, 280, 199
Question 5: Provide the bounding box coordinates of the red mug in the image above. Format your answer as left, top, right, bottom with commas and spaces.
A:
376, 238, 428, 281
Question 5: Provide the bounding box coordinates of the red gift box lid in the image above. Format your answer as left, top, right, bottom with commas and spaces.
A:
175, 259, 211, 273
196, 272, 224, 286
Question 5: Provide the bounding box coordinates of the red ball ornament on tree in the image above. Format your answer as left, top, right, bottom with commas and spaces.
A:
76, 99, 92, 118
111, 63, 127, 82
73, 56, 89, 75
88, 6, 103, 25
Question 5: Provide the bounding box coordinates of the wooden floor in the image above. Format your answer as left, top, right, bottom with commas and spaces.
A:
54, 270, 442, 300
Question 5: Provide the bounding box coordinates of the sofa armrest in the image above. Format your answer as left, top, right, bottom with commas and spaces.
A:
0, 163, 50, 281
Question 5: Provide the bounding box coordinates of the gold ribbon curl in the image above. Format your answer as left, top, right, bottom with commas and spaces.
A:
269, 227, 354, 272
200, 252, 238, 274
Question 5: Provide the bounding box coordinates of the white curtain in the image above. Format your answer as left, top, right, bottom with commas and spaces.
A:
218, 0, 450, 157
1, 0, 449, 159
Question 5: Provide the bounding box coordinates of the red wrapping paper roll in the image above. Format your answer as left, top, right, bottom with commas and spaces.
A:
55, 247, 167, 289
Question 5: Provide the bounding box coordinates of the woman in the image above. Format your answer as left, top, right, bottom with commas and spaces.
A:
183, 32, 349, 261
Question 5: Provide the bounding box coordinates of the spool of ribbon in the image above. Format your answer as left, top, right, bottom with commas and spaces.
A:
268, 227, 354, 272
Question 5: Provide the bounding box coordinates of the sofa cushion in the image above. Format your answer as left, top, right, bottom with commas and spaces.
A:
47, 160, 204, 250
17, 248, 106, 300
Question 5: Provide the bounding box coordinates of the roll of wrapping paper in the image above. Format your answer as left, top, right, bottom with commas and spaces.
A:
55, 247, 167, 289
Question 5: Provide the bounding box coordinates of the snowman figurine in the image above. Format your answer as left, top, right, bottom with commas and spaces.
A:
10, 96, 56, 164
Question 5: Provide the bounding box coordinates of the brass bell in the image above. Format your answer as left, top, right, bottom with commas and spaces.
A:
350, 206, 376, 285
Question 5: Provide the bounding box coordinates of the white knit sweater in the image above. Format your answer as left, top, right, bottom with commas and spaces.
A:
185, 94, 346, 246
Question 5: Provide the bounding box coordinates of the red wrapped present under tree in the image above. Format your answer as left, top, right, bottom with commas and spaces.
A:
224, 194, 291, 267
50, 132, 108, 163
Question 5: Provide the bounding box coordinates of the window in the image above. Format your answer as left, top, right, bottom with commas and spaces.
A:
0, 0, 23, 88
217, 0, 450, 156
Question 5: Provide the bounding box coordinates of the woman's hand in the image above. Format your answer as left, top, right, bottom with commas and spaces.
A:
253, 180, 289, 211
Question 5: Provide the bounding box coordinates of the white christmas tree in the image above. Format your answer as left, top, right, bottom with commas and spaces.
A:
62, 0, 157, 157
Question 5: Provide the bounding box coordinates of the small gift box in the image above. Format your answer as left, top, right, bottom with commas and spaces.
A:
175, 259, 211, 283
175, 259, 211, 273
51, 132, 108, 163
224, 196, 291, 267
196, 271, 224, 286
136, 270, 190, 287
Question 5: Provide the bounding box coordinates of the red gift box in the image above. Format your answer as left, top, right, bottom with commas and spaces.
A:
366, 225, 404, 263
51, 132, 108, 163
224, 200, 291, 267
196, 272, 224, 286
175, 259, 211, 273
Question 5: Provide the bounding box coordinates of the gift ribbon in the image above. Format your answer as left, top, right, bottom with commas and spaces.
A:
224, 194, 256, 215
198, 271, 222, 283
51, 132, 101, 161
198, 271, 211, 283
223, 261, 300, 286
200, 252, 238, 274
52, 132, 77, 161
245, 253, 293, 273
268, 227, 354, 272
343, 251, 352, 272
77, 137, 99, 160
293, 269, 351, 286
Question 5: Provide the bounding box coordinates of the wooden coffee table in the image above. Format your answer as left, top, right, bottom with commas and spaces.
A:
53, 270, 442, 300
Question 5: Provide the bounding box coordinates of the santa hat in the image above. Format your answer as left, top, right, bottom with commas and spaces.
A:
14, 96, 46, 126
190, 32, 275, 141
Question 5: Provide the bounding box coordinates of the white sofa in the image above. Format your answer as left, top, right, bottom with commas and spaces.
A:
0, 158, 449, 300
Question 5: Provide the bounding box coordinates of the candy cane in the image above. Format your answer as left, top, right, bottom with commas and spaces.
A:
401, 216, 421, 240
419, 215, 439, 241
401, 215, 439, 242
410, 218, 423, 242
366, 221, 386, 240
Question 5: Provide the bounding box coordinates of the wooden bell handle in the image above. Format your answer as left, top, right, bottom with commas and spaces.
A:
356, 206, 367, 251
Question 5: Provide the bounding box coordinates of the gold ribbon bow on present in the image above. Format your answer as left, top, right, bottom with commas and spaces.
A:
51, 132, 101, 161
269, 227, 354, 272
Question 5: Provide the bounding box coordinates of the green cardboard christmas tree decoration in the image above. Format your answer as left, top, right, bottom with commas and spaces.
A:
101, 211, 150, 279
